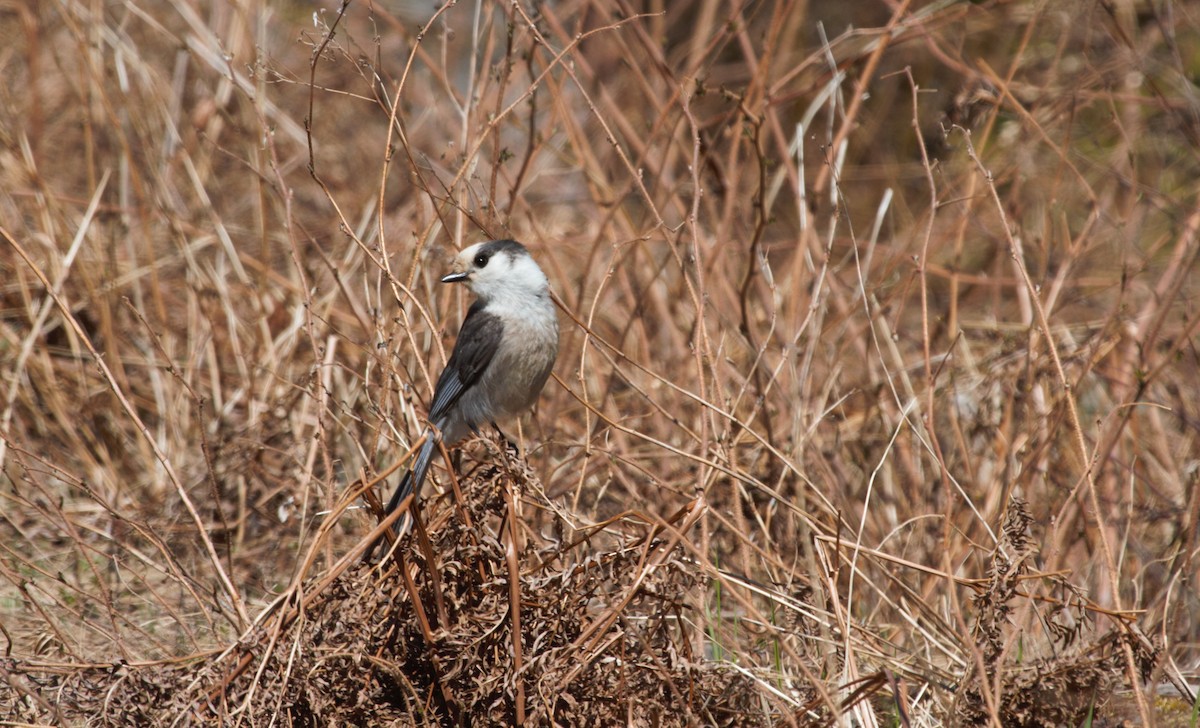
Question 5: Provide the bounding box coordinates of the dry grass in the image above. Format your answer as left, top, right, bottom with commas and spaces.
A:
1, 0, 1199, 725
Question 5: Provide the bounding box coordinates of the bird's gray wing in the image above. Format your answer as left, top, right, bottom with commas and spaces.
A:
366, 302, 505, 563
427, 301, 503, 424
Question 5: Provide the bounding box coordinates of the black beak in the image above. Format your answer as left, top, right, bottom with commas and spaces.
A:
441, 271, 469, 284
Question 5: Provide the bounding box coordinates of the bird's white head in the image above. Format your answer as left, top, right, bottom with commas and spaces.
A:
442, 239, 550, 302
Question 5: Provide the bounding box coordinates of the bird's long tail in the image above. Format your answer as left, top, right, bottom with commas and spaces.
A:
367, 431, 439, 561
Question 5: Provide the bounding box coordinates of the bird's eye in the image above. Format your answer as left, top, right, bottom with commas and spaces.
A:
474, 253, 489, 268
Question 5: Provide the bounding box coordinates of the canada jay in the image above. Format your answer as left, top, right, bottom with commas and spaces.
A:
372, 239, 559, 550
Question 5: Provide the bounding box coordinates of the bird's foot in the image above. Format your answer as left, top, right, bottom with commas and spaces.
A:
491, 422, 520, 458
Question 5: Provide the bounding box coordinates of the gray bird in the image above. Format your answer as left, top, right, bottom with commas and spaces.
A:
371, 239, 559, 554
